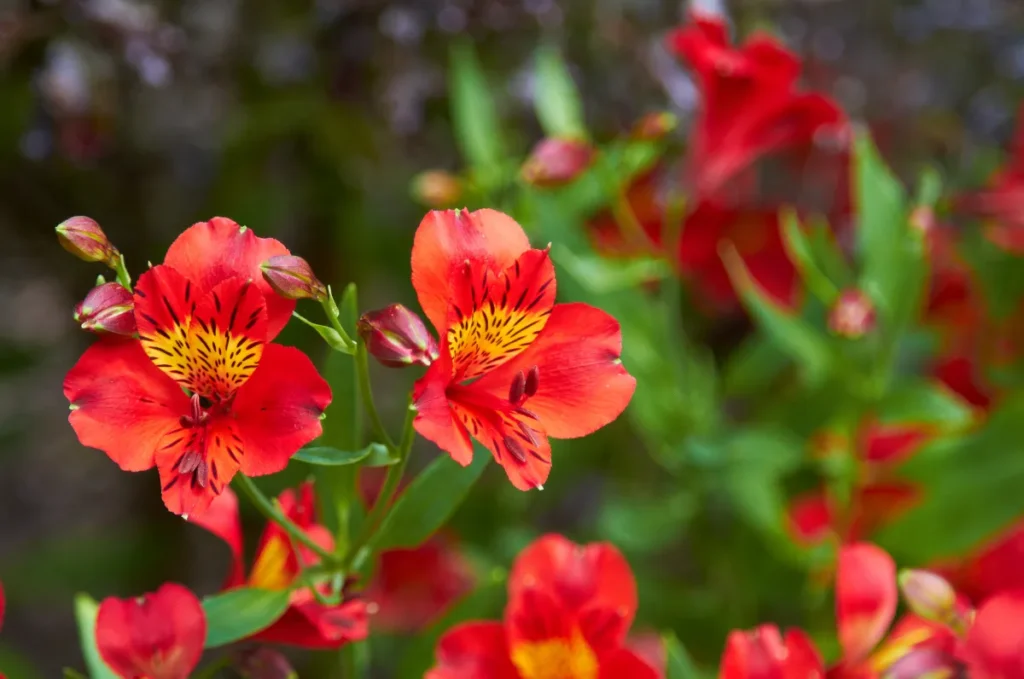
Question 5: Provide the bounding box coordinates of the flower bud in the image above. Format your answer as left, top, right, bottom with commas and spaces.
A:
910, 205, 935, 237
882, 647, 956, 679
630, 111, 678, 141
520, 137, 595, 188
899, 570, 957, 625
411, 170, 463, 208
260, 255, 327, 302
357, 304, 438, 368
56, 216, 119, 266
828, 289, 876, 338
74, 282, 136, 336
235, 647, 297, 679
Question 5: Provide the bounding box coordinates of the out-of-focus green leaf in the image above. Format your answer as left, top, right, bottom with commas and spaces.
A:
202, 588, 291, 648
875, 380, 976, 430
876, 395, 1024, 563
450, 41, 505, 184
552, 247, 671, 294
533, 45, 586, 139
374, 449, 491, 551
599, 490, 697, 553
722, 245, 834, 385
781, 208, 840, 304
63, 670, 88, 679
73, 594, 118, 679
664, 633, 704, 679
722, 331, 789, 398
959, 227, 1024, 319
294, 443, 396, 467
915, 166, 943, 207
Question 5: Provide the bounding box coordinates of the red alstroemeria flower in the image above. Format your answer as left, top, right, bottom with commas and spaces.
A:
365, 534, 476, 633
411, 209, 636, 490
937, 521, 1024, 605
956, 104, 1024, 254
193, 482, 368, 649
95, 583, 206, 679
64, 217, 331, 518
963, 590, 1024, 679
667, 13, 846, 203
719, 625, 825, 679
427, 534, 659, 679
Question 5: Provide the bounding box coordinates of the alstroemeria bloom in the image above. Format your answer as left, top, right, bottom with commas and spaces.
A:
963, 590, 1024, 679
719, 625, 825, 679
427, 534, 659, 679
95, 583, 206, 679
64, 218, 331, 517
411, 209, 636, 490
193, 482, 368, 648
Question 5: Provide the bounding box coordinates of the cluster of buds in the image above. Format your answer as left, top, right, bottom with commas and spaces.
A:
828, 288, 877, 339
56, 216, 120, 269
358, 304, 438, 368
521, 137, 595, 188
74, 282, 136, 336
260, 255, 328, 302
899, 569, 970, 633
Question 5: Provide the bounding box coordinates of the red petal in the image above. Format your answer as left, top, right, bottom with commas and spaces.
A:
836, 543, 897, 663
250, 484, 334, 588
232, 344, 332, 477
253, 597, 368, 649
411, 209, 531, 334
95, 582, 206, 679
783, 629, 826, 679
163, 217, 294, 339
189, 488, 247, 588
787, 491, 835, 545
0, 581, 5, 633
862, 424, 929, 464
156, 417, 242, 518
64, 339, 188, 472
598, 649, 661, 679
508, 534, 637, 649
964, 590, 1024, 679
471, 303, 635, 440
427, 621, 519, 679
412, 348, 475, 466
947, 521, 1024, 603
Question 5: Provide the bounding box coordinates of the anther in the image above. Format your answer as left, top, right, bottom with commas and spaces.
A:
524, 366, 540, 398
503, 435, 527, 463
518, 421, 540, 447
509, 371, 526, 404
178, 451, 202, 474
194, 461, 209, 489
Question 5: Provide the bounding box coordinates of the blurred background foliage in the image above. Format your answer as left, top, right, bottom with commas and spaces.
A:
4, 0, 1024, 677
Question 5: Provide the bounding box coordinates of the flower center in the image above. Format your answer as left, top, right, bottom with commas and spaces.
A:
510, 630, 598, 679
174, 393, 217, 490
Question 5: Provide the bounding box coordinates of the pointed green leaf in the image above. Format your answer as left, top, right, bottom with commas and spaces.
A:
780, 208, 839, 304
664, 633, 704, 679
875, 380, 976, 431
373, 448, 491, 551
73, 594, 119, 679
294, 443, 397, 467
533, 45, 586, 139
202, 588, 291, 648
450, 41, 505, 182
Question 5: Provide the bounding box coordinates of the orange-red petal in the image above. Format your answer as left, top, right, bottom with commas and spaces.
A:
719, 626, 825, 679
427, 621, 520, 679
231, 344, 332, 477
963, 590, 1024, 679
253, 595, 368, 649
597, 648, 660, 679
65, 339, 189, 472
836, 543, 898, 663
163, 217, 294, 339
156, 417, 242, 518
189, 488, 247, 588
411, 209, 531, 334
95, 582, 206, 679
472, 302, 635, 440
413, 347, 475, 466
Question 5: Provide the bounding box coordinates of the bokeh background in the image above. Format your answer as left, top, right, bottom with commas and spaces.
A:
3, 0, 1024, 677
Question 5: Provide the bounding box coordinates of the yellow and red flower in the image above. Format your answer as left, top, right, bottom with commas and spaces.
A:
192, 482, 368, 649
410, 209, 636, 490
94, 582, 206, 679
427, 534, 659, 679
63, 217, 331, 518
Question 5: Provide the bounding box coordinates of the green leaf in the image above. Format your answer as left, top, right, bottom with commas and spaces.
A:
293, 314, 354, 354
915, 165, 943, 207
294, 443, 396, 467
73, 594, 119, 679
552, 247, 672, 294
202, 588, 291, 648
373, 448, 491, 551
780, 208, 839, 304
876, 395, 1024, 563
64, 670, 89, 679
664, 632, 704, 679
449, 41, 505, 183
533, 45, 586, 139
722, 244, 834, 385
875, 380, 976, 431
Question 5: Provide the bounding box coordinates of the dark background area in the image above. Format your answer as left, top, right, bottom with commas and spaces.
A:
1, 0, 1023, 676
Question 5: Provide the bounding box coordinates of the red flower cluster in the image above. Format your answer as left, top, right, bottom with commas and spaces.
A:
427, 534, 660, 679
193, 483, 368, 648
411, 208, 636, 490
63, 217, 332, 518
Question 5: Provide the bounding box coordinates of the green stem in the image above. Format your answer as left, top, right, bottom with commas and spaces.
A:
113, 254, 133, 291
343, 402, 416, 569
322, 288, 356, 348
355, 342, 396, 451
191, 655, 230, 679
233, 474, 339, 566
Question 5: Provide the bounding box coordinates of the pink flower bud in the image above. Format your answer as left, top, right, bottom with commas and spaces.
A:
235, 647, 297, 679
56, 216, 119, 266
260, 255, 327, 302
828, 289, 876, 338
74, 282, 136, 336
411, 170, 463, 208
357, 304, 438, 368
910, 206, 936, 237
898, 570, 957, 624
520, 137, 595, 188
883, 647, 957, 679
630, 111, 678, 141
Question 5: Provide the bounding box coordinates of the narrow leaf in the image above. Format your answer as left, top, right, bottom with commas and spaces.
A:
533, 45, 586, 139
202, 588, 291, 648
73, 594, 119, 679
664, 633, 703, 679
780, 208, 839, 304
294, 443, 397, 467
449, 41, 505, 181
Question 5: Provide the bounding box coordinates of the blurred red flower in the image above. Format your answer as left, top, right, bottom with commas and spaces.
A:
193, 482, 368, 649
963, 590, 1024, 679
719, 625, 824, 679
411, 209, 636, 491
95, 583, 206, 679
427, 534, 659, 679
64, 218, 331, 518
